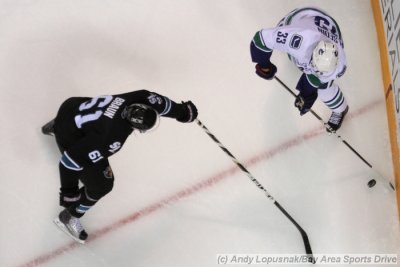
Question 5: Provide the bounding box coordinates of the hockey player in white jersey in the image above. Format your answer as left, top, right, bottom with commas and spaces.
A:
250, 7, 348, 131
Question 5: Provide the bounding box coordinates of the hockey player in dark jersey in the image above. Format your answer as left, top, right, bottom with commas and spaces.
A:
42, 89, 198, 243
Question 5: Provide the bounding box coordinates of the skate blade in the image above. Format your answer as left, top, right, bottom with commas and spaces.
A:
53, 217, 86, 244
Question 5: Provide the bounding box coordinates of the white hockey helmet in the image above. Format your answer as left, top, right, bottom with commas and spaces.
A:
311, 40, 339, 74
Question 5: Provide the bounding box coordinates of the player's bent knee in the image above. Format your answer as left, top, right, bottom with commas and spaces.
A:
86, 179, 114, 201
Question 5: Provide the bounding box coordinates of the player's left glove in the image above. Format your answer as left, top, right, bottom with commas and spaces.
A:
294, 91, 318, 115
255, 63, 277, 80
176, 101, 198, 123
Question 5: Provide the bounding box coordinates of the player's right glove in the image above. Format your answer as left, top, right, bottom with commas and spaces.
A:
294, 91, 318, 115
255, 63, 277, 80
176, 101, 198, 123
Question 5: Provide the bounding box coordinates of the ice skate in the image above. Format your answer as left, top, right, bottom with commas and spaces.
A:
42, 119, 55, 136
54, 209, 88, 244
327, 106, 349, 132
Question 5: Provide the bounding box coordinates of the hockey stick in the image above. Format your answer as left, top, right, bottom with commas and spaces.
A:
196, 119, 315, 263
274, 76, 395, 191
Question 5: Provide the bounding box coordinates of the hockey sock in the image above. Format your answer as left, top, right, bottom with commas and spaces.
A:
68, 187, 98, 218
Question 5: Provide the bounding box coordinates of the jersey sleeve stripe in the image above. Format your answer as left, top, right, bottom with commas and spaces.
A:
60, 152, 83, 171
252, 31, 272, 52
306, 74, 323, 88
323, 89, 344, 109
160, 96, 172, 115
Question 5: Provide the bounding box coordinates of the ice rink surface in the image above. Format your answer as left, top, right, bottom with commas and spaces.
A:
0, 0, 399, 266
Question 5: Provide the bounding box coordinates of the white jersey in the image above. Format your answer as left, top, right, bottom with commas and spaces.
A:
259, 7, 346, 83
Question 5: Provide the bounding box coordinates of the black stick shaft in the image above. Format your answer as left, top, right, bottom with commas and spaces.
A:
274, 76, 394, 190
196, 119, 314, 262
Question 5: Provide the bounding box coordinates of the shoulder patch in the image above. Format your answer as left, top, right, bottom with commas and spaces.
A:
289, 34, 303, 49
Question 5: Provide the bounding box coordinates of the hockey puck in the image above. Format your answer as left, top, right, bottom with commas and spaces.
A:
367, 179, 376, 188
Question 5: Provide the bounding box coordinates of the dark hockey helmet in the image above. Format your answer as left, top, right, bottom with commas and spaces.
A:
122, 104, 159, 132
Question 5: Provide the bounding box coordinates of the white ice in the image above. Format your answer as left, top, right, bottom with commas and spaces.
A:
0, 0, 399, 267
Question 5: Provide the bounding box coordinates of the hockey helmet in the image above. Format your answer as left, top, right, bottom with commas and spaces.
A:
122, 103, 159, 132
311, 40, 339, 74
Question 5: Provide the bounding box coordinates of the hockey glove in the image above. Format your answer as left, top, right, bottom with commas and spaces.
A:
176, 101, 198, 123
294, 91, 318, 115
255, 63, 277, 80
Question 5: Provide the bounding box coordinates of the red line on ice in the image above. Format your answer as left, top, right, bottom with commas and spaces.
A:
15, 99, 382, 267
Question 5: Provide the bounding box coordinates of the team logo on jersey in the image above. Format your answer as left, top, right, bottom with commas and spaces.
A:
289, 34, 303, 49
148, 94, 162, 105
103, 166, 114, 179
